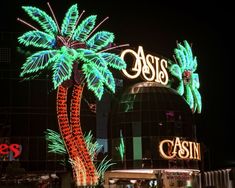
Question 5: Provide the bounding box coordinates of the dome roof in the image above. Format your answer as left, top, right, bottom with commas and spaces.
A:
108, 82, 198, 170
121, 82, 191, 111
110, 82, 194, 135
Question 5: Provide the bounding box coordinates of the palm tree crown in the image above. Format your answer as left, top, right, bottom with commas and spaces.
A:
169, 40, 201, 113
18, 4, 126, 100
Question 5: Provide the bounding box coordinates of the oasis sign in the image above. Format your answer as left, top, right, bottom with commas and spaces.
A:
121, 46, 169, 85
159, 137, 201, 160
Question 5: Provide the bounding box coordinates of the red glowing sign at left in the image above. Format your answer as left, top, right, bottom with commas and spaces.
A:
0, 144, 21, 158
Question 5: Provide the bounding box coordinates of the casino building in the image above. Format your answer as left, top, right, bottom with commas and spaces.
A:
102, 46, 202, 188
104, 82, 200, 187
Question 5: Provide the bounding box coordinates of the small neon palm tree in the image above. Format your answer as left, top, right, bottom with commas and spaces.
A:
17, 3, 127, 186
169, 40, 201, 113
116, 130, 125, 162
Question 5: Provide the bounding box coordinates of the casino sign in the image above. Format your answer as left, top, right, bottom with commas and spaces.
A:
121, 46, 169, 85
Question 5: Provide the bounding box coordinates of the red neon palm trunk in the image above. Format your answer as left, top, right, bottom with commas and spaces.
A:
56, 85, 86, 185
70, 84, 98, 185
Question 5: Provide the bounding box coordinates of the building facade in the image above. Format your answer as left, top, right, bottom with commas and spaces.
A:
105, 82, 201, 187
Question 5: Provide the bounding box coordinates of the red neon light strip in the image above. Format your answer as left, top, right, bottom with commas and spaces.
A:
70, 84, 98, 185
57, 85, 85, 185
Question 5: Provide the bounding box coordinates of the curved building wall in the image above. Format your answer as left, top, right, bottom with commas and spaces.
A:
108, 82, 199, 170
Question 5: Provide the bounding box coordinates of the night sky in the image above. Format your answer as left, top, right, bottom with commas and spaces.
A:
1, 1, 234, 169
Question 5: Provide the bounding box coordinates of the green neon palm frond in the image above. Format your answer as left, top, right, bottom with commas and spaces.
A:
96, 156, 116, 180
193, 103, 198, 114
61, 4, 79, 37
22, 6, 58, 35
45, 128, 115, 181
184, 40, 198, 72
116, 130, 125, 161
72, 15, 97, 41
169, 64, 182, 80
184, 40, 193, 65
100, 68, 115, 93
191, 73, 200, 89
177, 43, 189, 67
20, 74, 42, 82
77, 49, 107, 68
45, 129, 103, 158
192, 56, 198, 72
82, 63, 104, 100
45, 129, 66, 155
20, 50, 58, 77
177, 81, 184, 96
52, 53, 73, 89
185, 85, 194, 110
174, 48, 186, 71
171, 40, 202, 114
62, 46, 79, 60
192, 88, 202, 113
100, 52, 126, 70
84, 131, 103, 160
18, 31, 56, 49
87, 31, 114, 52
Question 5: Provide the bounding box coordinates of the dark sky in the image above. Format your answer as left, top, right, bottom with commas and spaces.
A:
1, 1, 234, 169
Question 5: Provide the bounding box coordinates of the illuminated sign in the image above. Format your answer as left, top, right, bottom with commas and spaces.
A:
121, 46, 169, 85
159, 137, 201, 160
0, 144, 21, 159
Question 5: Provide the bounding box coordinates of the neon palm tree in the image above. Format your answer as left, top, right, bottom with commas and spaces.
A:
116, 130, 125, 162
45, 129, 116, 185
169, 40, 201, 113
17, 3, 127, 186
